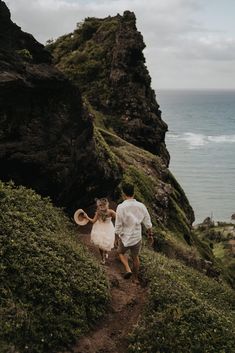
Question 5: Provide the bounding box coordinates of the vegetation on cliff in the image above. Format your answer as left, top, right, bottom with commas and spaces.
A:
194, 222, 235, 287
47, 11, 169, 163
0, 181, 109, 353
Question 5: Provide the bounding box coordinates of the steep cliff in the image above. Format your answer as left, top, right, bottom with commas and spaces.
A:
48, 11, 169, 164
48, 11, 194, 236
0, 0, 120, 209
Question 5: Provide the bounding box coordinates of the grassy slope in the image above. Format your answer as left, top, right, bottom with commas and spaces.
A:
1, 146, 234, 353
97, 127, 192, 233
97, 127, 217, 259
129, 249, 235, 353
0, 181, 109, 353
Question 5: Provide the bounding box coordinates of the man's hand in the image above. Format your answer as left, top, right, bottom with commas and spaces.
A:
146, 228, 154, 247
146, 228, 153, 237
114, 234, 119, 248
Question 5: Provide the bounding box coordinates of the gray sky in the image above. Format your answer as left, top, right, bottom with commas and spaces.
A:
5, 0, 235, 89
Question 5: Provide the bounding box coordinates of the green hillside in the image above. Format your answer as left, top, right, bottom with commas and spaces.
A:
0, 181, 109, 353
129, 249, 235, 353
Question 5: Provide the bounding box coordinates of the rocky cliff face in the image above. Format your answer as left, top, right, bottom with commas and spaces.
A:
48, 11, 169, 165
0, 0, 120, 209
108, 12, 169, 163
0, 1, 194, 237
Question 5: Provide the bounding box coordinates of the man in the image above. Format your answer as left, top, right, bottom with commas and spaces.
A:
115, 183, 153, 281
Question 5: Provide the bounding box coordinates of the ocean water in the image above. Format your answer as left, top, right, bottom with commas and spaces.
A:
157, 89, 235, 224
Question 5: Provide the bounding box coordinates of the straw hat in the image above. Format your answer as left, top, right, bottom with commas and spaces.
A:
74, 209, 89, 226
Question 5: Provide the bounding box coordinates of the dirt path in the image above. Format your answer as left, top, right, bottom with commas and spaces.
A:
71, 233, 148, 353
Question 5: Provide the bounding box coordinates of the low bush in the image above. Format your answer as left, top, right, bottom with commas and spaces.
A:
0, 181, 109, 353
16, 49, 33, 61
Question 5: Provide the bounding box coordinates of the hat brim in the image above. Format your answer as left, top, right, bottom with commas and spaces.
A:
74, 209, 89, 226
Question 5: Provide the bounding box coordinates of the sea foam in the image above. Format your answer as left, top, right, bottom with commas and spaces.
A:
168, 132, 235, 149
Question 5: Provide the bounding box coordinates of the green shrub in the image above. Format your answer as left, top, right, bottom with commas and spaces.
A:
129, 249, 235, 353
0, 181, 109, 353
78, 18, 100, 42
16, 49, 33, 61
47, 16, 116, 107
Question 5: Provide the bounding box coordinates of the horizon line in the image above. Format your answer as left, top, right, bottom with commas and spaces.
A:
155, 88, 235, 91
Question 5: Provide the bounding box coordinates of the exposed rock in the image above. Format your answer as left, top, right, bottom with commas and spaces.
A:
109, 11, 169, 163
0, 0, 120, 209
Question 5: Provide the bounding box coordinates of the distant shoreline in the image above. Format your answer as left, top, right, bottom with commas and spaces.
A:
156, 88, 235, 92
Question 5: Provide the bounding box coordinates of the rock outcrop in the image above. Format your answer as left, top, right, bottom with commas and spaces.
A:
48, 11, 169, 165
0, 0, 120, 209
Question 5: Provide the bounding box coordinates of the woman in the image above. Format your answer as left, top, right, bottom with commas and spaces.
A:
85, 198, 116, 264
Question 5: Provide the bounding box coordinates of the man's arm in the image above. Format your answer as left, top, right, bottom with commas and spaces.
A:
114, 205, 123, 235
114, 206, 123, 247
142, 205, 152, 229
142, 205, 153, 236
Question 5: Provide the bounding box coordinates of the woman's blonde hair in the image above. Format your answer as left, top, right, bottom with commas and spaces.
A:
96, 198, 109, 221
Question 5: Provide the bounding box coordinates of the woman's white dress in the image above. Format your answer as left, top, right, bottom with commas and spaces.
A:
90, 217, 115, 251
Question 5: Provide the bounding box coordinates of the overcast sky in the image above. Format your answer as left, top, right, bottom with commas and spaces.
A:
5, 0, 235, 89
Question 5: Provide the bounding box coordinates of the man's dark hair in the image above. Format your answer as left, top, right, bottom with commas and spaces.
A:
122, 183, 135, 197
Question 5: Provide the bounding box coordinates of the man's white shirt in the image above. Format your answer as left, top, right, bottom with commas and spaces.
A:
115, 199, 152, 247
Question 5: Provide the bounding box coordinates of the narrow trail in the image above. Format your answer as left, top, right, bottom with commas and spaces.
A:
71, 232, 148, 353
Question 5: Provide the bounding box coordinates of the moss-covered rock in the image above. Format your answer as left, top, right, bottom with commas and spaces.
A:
47, 12, 169, 164
0, 181, 109, 353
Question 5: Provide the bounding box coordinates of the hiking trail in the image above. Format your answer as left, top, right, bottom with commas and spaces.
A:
70, 232, 148, 353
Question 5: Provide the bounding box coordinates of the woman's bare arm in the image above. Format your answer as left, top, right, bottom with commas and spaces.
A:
85, 212, 98, 224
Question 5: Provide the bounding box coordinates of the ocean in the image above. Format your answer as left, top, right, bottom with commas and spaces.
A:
156, 89, 235, 224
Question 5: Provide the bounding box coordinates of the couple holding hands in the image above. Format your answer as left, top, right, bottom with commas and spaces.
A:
75, 183, 153, 281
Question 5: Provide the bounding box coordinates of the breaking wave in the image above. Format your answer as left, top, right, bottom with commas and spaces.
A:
168, 132, 235, 149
